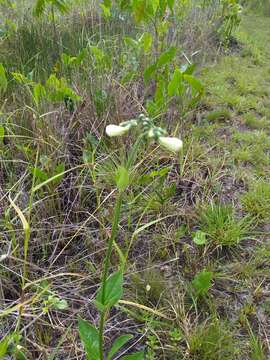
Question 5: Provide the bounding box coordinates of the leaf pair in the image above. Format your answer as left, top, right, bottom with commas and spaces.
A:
78, 319, 144, 360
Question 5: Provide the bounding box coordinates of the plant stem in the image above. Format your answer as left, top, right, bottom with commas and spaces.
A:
98, 192, 123, 360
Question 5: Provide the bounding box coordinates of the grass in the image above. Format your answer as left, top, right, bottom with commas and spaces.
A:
1, 1, 270, 359
197, 203, 250, 246
241, 180, 270, 223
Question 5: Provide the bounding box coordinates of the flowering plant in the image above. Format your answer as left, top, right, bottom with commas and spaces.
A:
106, 113, 183, 153
79, 113, 183, 360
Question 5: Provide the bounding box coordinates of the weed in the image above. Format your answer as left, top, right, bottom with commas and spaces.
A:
187, 319, 237, 360
241, 180, 270, 223
206, 108, 231, 122
197, 202, 250, 246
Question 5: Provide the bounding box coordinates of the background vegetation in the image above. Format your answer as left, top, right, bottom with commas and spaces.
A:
0, 0, 269, 359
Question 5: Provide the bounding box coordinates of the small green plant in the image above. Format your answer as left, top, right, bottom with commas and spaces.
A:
78, 113, 182, 360
197, 203, 250, 246
241, 180, 270, 223
12, 71, 81, 112
192, 270, 213, 298
206, 108, 231, 122
187, 319, 236, 360
0, 332, 26, 359
219, 0, 242, 43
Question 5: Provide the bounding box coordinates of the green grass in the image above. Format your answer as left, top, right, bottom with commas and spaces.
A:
187, 320, 237, 360
197, 203, 250, 246
241, 180, 270, 223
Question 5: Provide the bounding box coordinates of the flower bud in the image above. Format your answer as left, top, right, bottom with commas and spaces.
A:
158, 136, 183, 153
105, 124, 130, 137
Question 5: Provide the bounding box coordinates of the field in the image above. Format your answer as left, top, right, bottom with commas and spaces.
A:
0, 1, 270, 359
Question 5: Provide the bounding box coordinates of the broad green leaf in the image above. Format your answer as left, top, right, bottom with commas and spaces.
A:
78, 319, 100, 360
144, 63, 157, 83
159, 0, 167, 16
167, 0, 175, 11
0, 63, 7, 93
107, 334, 133, 360
183, 74, 204, 95
33, 0, 46, 16
192, 230, 207, 245
168, 68, 183, 97
115, 166, 129, 191
139, 32, 152, 52
95, 271, 123, 310
150, 0, 159, 15
121, 350, 145, 360
192, 270, 213, 297
132, 0, 147, 22
181, 63, 196, 75
156, 47, 176, 68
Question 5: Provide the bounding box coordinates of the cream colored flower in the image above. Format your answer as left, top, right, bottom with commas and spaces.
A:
158, 136, 183, 153
105, 124, 130, 137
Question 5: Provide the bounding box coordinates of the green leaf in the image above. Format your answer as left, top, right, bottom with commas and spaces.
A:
144, 63, 157, 83
192, 270, 213, 297
90, 46, 106, 62
100, 3, 111, 18
53, 0, 69, 14
95, 271, 123, 310
167, 0, 175, 11
54, 298, 68, 310
121, 351, 145, 360
103, 0, 112, 7
31, 167, 49, 182
192, 230, 207, 245
107, 334, 133, 360
33, 0, 46, 17
139, 32, 153, 52
181, 63, 196, 75
78, 319, 100, 360
157, 47, 176, 68
168, 68, 183, 97
0, 336, 9, 357
0, 125, 5, 145
124, 36, 139, 48
0, 63, 7, 93
183, 74, 204, 95
115, 166, 129, 191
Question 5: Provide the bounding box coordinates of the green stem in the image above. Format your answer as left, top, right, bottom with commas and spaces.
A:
99, 192, 123, 360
